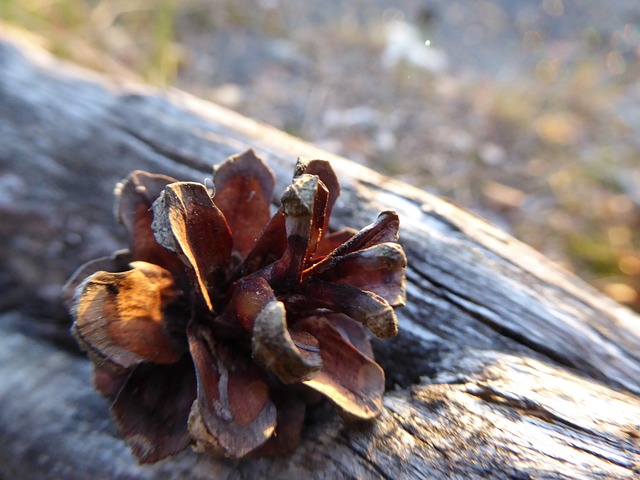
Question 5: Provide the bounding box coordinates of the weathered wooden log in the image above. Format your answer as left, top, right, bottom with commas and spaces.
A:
0, 33, 639, 479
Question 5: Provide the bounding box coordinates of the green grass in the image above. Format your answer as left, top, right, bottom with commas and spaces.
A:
2, 1, 639, 307
0, 0, 180, 85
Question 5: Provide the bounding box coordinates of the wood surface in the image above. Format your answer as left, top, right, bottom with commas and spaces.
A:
1, 33, 639, 479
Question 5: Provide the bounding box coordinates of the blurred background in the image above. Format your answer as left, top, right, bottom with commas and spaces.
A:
2, 0, 640, 308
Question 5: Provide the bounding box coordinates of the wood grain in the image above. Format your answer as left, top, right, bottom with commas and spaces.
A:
1, 34, 639, 479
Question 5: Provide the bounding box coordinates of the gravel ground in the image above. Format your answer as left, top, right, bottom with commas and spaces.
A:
4, 0, 640, 306
171, 0, 640, 306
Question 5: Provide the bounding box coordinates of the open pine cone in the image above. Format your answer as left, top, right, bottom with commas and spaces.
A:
66, 150, 406, 463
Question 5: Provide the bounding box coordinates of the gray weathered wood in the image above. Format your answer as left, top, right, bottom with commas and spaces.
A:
1, 34, 639, 479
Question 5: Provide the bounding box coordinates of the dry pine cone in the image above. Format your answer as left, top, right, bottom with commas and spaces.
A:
66, 150, 406, 463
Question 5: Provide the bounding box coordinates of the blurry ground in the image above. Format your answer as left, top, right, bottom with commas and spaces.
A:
2, 0, 640, 307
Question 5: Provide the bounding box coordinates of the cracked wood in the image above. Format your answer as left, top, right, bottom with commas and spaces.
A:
0, 33, 639, 479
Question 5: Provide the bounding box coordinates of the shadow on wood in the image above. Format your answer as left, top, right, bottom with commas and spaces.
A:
0, 33, 639, 479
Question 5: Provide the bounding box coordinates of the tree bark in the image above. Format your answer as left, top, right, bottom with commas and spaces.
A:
0, 33, 639, 479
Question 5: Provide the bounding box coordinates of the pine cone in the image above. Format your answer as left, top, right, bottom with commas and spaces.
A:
66, 150, 406, 463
